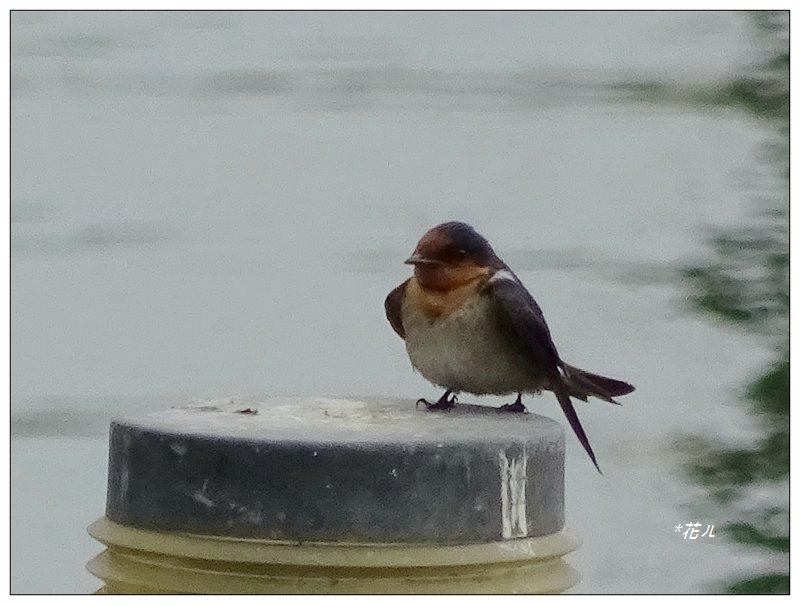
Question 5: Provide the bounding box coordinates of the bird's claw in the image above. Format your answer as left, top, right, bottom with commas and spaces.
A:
417, 392, 458, 410
499, 399, 528, 414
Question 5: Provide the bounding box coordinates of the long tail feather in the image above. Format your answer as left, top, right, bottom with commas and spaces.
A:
551, 376, 602, 474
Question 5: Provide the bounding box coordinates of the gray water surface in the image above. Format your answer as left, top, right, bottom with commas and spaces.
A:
11, 11, 777, 593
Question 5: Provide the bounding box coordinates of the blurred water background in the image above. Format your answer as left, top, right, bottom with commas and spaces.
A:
11, 10, 788, 594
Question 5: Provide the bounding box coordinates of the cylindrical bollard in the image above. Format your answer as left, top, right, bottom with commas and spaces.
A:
87, 397, 580, 594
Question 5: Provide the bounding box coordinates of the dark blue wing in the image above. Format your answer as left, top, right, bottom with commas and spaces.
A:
483, 274, 561, 369
385, 279, 409, 339
485, 274, 602, 473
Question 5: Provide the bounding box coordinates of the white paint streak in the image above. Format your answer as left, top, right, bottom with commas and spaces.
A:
169, 443, 187, 456
117, 467, 129, 501
499, 448, 528, 539
192, 479, 215, 508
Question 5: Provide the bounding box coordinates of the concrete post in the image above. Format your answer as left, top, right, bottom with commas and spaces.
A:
87, 397, 579, 594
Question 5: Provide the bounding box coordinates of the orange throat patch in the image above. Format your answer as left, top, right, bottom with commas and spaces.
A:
406, 267, 490, 320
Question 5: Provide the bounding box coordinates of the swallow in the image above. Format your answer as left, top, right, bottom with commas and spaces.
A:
385, 221, 635, 473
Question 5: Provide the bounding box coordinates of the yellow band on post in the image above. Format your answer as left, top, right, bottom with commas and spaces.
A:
87, 517, 580, 594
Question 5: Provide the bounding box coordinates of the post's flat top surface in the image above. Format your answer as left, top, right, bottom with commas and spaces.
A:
106, 397, 565, 543
116, 397, 564, 447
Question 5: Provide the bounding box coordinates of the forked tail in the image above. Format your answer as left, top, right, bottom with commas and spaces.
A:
561, 363, 635, 404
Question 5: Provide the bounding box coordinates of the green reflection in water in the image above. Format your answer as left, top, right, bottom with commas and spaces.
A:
616, 10, 789, 595
679, 11, 788, 595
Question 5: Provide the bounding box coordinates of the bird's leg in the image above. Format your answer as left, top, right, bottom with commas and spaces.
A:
416, 390, 458, 410
499, 393, 528, 413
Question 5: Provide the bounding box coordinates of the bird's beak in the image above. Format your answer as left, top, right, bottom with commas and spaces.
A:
404, 252, 439, 266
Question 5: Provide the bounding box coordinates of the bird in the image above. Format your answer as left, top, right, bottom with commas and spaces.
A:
384, 221, 635, 473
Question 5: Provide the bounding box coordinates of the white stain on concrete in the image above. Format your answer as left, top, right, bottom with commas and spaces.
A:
117, 467, 129, 502
192, 479, 215, 508
169, 443, 187, 456
499, 448, 528, 539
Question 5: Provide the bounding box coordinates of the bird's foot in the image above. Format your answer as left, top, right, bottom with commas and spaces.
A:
499, 394, 528, 414
416, 390, 458, 411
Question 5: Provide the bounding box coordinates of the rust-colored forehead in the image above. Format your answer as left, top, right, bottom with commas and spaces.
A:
415, 226, 451, 253
411, 221, 496, 265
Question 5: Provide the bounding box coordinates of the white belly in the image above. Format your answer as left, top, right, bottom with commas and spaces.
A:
402, 294, 545, 395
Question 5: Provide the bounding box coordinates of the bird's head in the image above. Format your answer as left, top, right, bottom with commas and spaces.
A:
405, 222, 500, 290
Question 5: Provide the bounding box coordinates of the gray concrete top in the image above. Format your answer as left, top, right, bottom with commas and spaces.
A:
105, 397, 565, 544
118, 396, 565, 446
